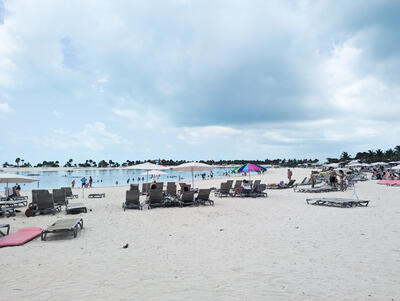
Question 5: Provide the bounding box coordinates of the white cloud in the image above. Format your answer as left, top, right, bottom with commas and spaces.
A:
53, 110, 63, 119
0, 102, 12, 113
38, 122, 132, 151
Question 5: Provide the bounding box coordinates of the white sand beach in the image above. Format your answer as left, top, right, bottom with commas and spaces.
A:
1, 168, 399, 300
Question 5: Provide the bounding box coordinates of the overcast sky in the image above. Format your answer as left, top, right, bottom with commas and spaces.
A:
1, 0, 399, 164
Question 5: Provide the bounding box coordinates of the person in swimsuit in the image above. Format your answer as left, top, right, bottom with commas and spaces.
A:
338, 170, 345, 191
329, 168, 337, 188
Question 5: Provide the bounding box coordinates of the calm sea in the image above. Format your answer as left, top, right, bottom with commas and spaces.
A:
2, 167, 235, 190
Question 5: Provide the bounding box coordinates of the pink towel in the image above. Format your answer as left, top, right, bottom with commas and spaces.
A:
0, 227, 42, 247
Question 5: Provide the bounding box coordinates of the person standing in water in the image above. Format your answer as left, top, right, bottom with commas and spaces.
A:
89, 176, 93, 188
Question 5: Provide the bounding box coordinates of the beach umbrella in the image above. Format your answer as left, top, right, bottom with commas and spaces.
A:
232, 163, 266, 179
391, 165, 400, 170
370, 162, 388, 166
0, 174, 39, 215
325, 163, 339, 168
172, 162, 212, 188
127, 162, 169, 190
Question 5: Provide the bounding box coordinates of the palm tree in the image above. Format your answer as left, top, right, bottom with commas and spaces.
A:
340, 152, 351, 162
15, 157, 21, 167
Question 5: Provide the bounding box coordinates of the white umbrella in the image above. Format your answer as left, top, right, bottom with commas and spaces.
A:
391, 165, 400, 170
172, 162, 212, 188
128, 162, 169, 190
325, 163, 339, 168
140, 170, 167, 176
370, 162, 388, 166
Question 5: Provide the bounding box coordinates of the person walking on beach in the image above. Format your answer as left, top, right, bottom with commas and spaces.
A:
89, 176, 93, 188
288, 169, 293, 182
329, 168, 337, 188
71, 179, 75, 188
81, 177, 87, 188
310, 171, 315, 188
339, 170, 345, 191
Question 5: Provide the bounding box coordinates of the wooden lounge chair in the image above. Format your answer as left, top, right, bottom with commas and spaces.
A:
148, 190, 164, 209
179, 191, 195, 207
88, 193, 105, 198
123, 190, 142, 210
196, 189, 214, 206
34, 190, 61, 215
306, 197, 370, 208
0, 224, 10, 236
41, 218, 83, 241
66, 203, 87, 214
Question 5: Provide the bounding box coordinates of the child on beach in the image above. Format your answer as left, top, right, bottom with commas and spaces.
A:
71, 180, 75, 188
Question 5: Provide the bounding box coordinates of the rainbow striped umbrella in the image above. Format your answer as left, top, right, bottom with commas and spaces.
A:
232, 163, 266, 178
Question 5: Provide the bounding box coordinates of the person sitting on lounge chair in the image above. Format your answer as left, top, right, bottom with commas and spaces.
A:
241, 180, 252, 195
146, 183, 157, 201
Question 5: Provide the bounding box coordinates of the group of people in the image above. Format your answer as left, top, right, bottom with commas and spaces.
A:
71, 176, 93, 188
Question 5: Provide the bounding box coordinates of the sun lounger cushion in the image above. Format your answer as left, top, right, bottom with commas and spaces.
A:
0, 227, 42, 248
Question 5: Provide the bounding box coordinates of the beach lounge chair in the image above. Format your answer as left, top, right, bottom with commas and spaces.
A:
306, 197, 369, 208
267, 179, 296, 189
179, 191, 195, 207
123, 190, 143, 210
156, 182, 164, 191
34, 190, 61, 215
88, 193, 105, 198
66, 202, 87, 214
233, 180, 242, 189
52, 189, 68, 206
61, 187, 78, 199
294, 184, 338, 193
141, 183, 149, 195
214, 182, 232, 197
130, 184, 139, 191
178, 183, 191, 193
195, 189, 214, 206
148, 190, 164, 209
0, 197, 28, 208
166, 182, 177, 197
41, 218, 83, 241
0, 224, 10, 236
253, 184, 268, 197
226, 180, 234, 189
252, 180, 261, 189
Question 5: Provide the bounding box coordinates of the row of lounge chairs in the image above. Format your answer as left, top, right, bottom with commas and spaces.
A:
214, 180, 267, 198
29, 188, 86, 216
123, 188, 214, 210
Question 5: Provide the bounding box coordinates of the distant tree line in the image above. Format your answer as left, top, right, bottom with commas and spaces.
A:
3, 145, 399, 169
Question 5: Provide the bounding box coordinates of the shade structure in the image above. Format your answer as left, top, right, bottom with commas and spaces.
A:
0, 173, 39, 184
325, 163, 339, 168
172, 162, 212, 188
391, 165, 400, 170
127, 163, 169, 190
370, 162, 388, 166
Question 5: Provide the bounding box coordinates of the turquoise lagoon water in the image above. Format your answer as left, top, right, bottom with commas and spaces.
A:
1, 167, 235, 190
